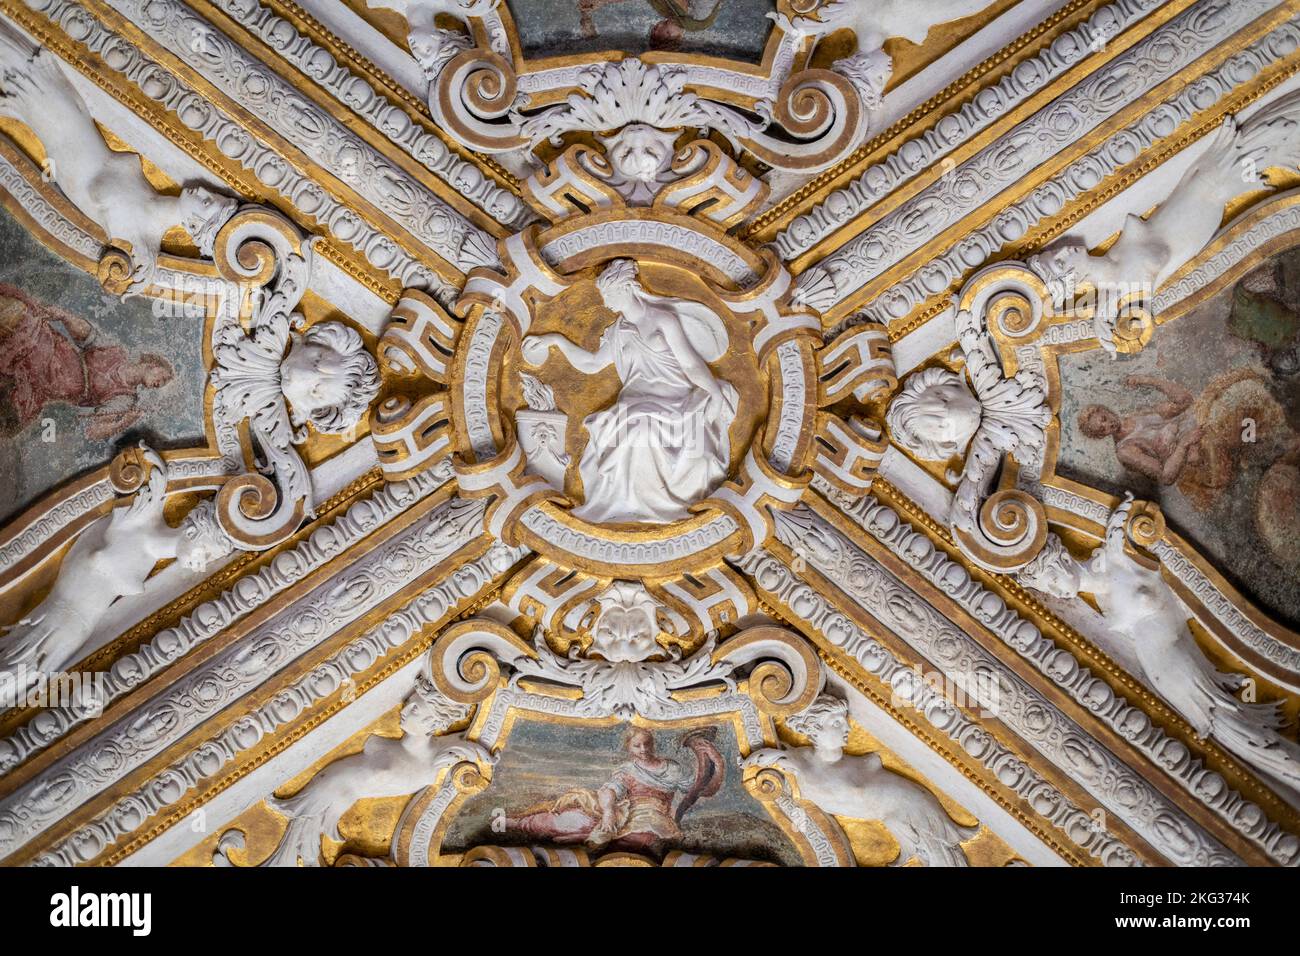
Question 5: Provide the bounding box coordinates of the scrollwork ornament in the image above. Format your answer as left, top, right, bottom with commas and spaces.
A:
210, 208, 377, 550
888, 263, 1053, 571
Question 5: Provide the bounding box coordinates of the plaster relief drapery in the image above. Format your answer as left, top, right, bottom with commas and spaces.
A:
522, 259, 738, 524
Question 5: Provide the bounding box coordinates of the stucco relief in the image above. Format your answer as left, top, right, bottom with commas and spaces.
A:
746, 694, 979, 867
1018, 498, 1300, 797
0, 27, 235, 291
3, 0, 1300, 877
0, 446, 230, 682
521, 259, 739, 523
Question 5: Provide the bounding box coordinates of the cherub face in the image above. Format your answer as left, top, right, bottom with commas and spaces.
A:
281, 339, 349, 422
605, 124, 676, 184
176, 535, 223, 572
179, 187, 215, 222
1035, 560, 1083, 599
409, 30, 464, 75
140, 364, 171, 389
915, 381, 982, 454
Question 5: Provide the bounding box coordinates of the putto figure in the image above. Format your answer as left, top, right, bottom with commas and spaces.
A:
0, 31, 235, 292
1020, 496, 1300, 793
521, 259, 737, 523
1077, 374, 1203, 486
745, 695, 977, 866
885, 366, 983, 463
1033, 92, 1300, 352
243, 672, 488, 867
0, 447, 231, 682
774, 0, 993, 108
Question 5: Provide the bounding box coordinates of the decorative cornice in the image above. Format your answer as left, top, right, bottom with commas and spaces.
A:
797, 0, 1298, 326
39, 538, 523, 866
744, 0, 1122, 240
766, 504, 1243, 866
187, 0, 527, 232
818, 483, 1299, 865
0, 467, 447, 777
0, 491, 497, 862
741, 546, 1138, 866
766, 0, 1167, 262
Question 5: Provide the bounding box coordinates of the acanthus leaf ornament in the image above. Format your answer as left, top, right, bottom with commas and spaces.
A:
211, 208, 379, 550
410, 2, 873, 173
429, 618, 821, 723
886, 264, 1053, 571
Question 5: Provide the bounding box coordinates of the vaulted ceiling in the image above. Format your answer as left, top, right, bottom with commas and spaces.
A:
0, 0, 1298, 868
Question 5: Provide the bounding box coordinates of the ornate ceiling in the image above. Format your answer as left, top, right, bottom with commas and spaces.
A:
0, 0, 1298, 869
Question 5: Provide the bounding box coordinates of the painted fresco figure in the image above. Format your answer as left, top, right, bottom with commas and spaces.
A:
501, 727, 724, 855
0, 283, 173, 440
1079, 367, 1297, 541
576, 0, 725, 51
1077, 374, 1203, 486
1229, 256, 1300, 376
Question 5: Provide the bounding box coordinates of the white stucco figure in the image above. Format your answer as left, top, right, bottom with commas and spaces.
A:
0, 448, 232, 681
775, 0, 992, 108
1015, 533, 1082, 599
587, 581, 663, 663
367, 0, 493, 35
1034, 91, 1300, 353
0, 31, 236, 291
246, 673, 488, 866
1022, 498, 1300, 793
279, 322, 381, 435
365, 0, 494, 81
745, 695, 977, 866
520, 259, 738, 524
885, 366, 983, 463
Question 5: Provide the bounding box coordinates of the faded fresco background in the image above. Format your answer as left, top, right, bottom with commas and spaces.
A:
506, 0, 773, 60
1057, 247, 1300, 627
0, 204, 207, 523
444, 718, 802, 864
